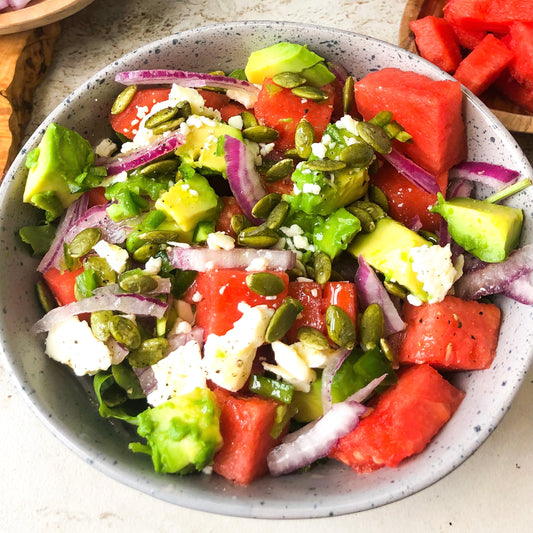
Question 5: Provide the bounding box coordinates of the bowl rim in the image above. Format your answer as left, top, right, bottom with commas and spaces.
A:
1, 20, 533, 519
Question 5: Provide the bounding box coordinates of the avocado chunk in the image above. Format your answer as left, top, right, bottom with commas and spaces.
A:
313, 207, 361, 259
175, 120, 242, 174
430, 193, 523, 263
245, 42, 333, 85
23, 123, 100, 209
155, 171, 220, 232
292, 378, 323, 423
347, 217, 432, 301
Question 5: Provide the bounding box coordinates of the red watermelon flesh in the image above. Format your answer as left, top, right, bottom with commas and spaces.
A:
409, 16, 462, 74
495, 70, 533, 114
454, 33, 514, 96
449, 22, 487, 50
502, 22, 533, 88
329, 364, 465, 473
212, 387, 283, 485
353, 68, 466, 176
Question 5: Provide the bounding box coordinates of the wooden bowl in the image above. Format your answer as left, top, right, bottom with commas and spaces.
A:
399, 0, 533, 133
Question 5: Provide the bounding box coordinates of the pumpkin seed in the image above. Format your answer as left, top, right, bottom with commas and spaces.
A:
140, 158, 180, 178
345, 205, 375, 233
119, 273, 159, 294
112, 361, 145, 399
304, 159, 346, 172
209, 70, 226, 76
252, 193, 281, 219
138, 230, 183, 244
297, 326, 330, 350
418, 230, 439, 245
90, 310, 114, 342
132, 243, 160, 263
305, 265, 316, 280
68, 227, 102, 258
265, 200, 289, 230
369, 110, 393, 128
230, 214, 252, 235
128, 337, 169, 368
338, 143, 374, 167
237, 225, 279, 248
356, 121, 392, 154
342, 76, 354, 115
383, 120, 406, 140
314, 251, 332, 285
109, 315, 141, 350
246, 272, 285, 296
326, 305, 356, 349
380, 337, 398, 368
264, 158, 293, 182
291, 85, 328, 101
241, 110, 258, 129
36, 279, 57, 313
151, 117, 184, 136
84, 256, 116, 285
294, 119, 315, 159
175, 100, 192, 119
242, 125, 279, 143
351, 200, 387, 221
287, 259, 306, 280
111, 84, 137, 115
145, 106, 180, 129
383, 280, 408, 299
284, 148, 300, 159
368, 184, 389, 213
273, 71, 307, 89
359, 303, 384, 351
265, 297, 304, 343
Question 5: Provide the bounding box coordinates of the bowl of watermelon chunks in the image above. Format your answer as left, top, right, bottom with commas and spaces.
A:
1, 21, 532, 519
400, 0, 533, 133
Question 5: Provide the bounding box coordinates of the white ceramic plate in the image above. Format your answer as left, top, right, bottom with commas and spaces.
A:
0, 0, 93, 35
1, 21, 532, 519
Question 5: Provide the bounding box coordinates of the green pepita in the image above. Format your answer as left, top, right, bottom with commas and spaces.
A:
264, 158, 294, 182
284, 148, 300, 159
369, 110, 393, 128
345, 205, 375, 233
265, 297, 304, 343
240, 110, 258, 129
111, 84, 138, 115
230, 214, 252, 235
145, 106, 180, 129
380, 337, 398, 369
418, 230, 439, 245
237, 225, 279, 248
342, 76, 355, 115
326, 305, 356, 349
68, 227, 102, 258
36, 279, 57, 313
246, 272, 285, 296
138, 230, 183, 244
294, 118, 315, 159
291, 85, 328, 101
297, 326, 330, 350
368, 184, 389, 213
273, 71, 307, 89
314, 251, 332, 285
242, 125, 279, 143
128, 337, 169, 368
303, 158, 346, 172
356, 121, 392, 154
140, 159, 180, 178
90, 310, 114, 342
351, 200, 387, 222
83, 256, 117, 285
132, 243, 160, 263
151, 117, 184, 136
383, 280, 408, 299
338, 143, 374, 168
252, 193, 281, 219
119, 273, 159, 294
109, 315, 141, 350
265, 200, 289, 230
359, 303, 384, 351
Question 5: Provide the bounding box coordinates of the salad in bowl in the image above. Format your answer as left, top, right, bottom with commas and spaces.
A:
1, 22, 532, 518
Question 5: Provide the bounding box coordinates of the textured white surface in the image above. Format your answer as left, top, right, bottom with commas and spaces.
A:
2, 0, 533, 530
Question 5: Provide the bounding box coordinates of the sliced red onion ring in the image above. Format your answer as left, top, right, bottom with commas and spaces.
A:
33, 293, 168, 334
224, 134, 268, 221
115, 70, 260, 108
381, 149, 440, 194
327, 61, 348, 83
267, 400, 366, 476
406, 215, 422, 232
321, 348, 350, 414
37, 193, 89, 274
502, 272, 533, 305
355, 256, 406, 336
167, 246, 295, 272
7, 0, 32, 9
167, 326, 204, 352
107, 338, 129, 365
133, 367, 157, 395
449, 161, 520, 190
100, 130, 185, 176
454, 244, 533, 300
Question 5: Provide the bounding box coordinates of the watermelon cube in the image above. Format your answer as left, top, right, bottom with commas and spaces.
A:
353, 68, 466, 176
495, 70, 533, 114
398, 295, 501, 370
410, 16, 463, 74
502, 22, 533, 88
454, 34, 514, 95
330, 364, 465, 473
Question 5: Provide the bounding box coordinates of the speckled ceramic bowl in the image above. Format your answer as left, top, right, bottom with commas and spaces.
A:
1, 21, 532, 519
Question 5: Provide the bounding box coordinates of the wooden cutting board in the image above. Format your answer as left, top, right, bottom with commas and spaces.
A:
0, 22, 60, 182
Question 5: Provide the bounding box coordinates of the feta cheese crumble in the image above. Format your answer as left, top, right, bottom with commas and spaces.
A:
93, 240, 129, 274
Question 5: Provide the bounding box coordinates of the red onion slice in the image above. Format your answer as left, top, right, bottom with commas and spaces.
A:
267, 400, 366, 476
133, 367, 158, 395
450, 161, 520, 190
224, 134, 268, 221
115, 70, 260, 108
107, 338, 129, 365
33, 293, 168, 333
167, 246, 295, 272
355, 256, 406, 336
454, 244, 533, 300
321, 348, 350, 414
167, 326, 205, 352
502, 273, 533, 305
382, 149, 440, 194
101, 130, 185, 176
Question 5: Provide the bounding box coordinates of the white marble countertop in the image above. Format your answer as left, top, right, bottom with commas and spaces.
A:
1, 0, 532, 530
